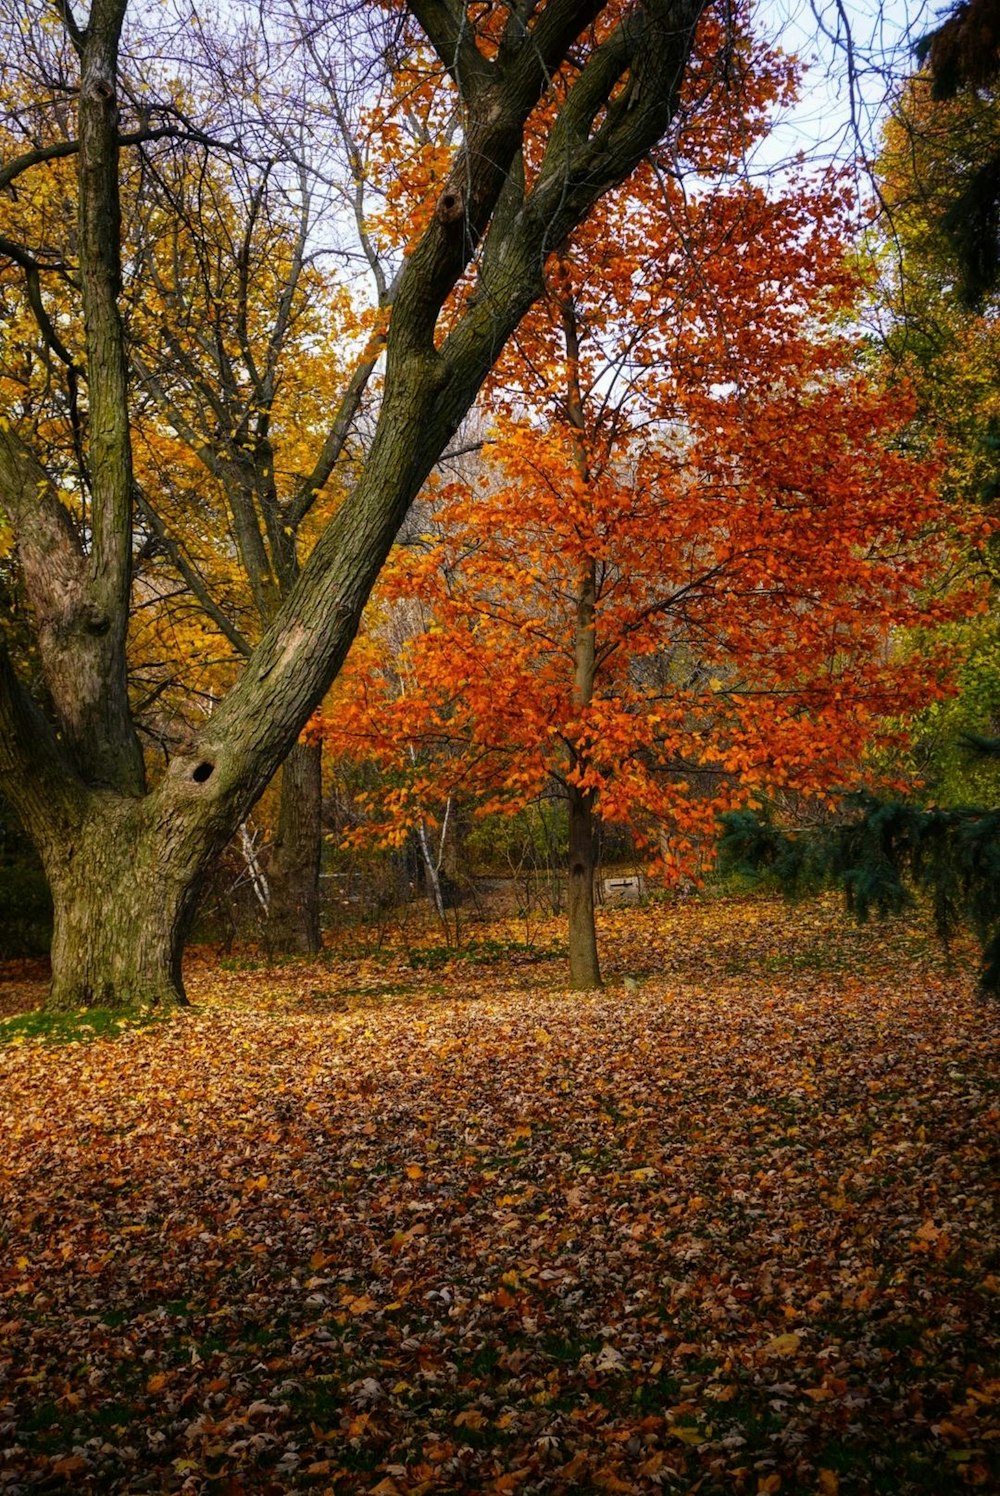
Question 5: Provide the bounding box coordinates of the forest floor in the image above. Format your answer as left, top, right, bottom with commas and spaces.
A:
0, 895, 997, 1494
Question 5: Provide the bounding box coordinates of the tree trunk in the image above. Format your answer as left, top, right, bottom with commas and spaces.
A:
43, 799, 196, 1010
267, 739, 323, 953
567, 784, 602, 990
560, 290, 602, 991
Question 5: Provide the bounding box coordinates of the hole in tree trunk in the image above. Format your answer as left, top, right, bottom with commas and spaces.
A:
191, 761, 215, 783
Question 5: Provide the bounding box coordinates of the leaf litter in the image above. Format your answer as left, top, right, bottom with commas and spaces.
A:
0, 896, 997, 1493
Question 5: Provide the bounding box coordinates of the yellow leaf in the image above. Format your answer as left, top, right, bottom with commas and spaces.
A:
405, 1163, 424, 1179
818, 1472, 839, 1495
455, 1408, 487, 1429
763, 1332, 801, 1358
671, 1424, 705, 1445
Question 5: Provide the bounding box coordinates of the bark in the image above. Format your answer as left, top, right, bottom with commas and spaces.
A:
566, 552, 602, 991
415, 794, 453, 927
267, 739, 323, 954
75, 0, 144, 794
45, 803, 193, 1010
567, 784, 602, 990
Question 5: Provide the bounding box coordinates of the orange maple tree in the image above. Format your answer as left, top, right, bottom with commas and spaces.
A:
313, 45, 970, 988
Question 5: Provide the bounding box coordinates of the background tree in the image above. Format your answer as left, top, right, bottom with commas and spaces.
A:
916, 0, 1000, 304
124, 145, 367, 954
315, 114, 967, 988
0, 0, 713, 1010
870, 60, 1000, 805
717, 6, 1000, 986
719, 771, 1000, 994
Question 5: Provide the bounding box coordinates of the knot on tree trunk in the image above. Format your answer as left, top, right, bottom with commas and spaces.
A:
82, 603, 111, 636
436, 187, 465, 225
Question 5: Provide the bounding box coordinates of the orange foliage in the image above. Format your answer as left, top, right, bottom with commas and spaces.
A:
313, 32, 973, 878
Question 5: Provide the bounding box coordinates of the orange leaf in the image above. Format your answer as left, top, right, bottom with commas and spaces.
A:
52, 1456, 88, 1477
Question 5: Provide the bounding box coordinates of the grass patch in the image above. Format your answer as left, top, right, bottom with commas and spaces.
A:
0, 1003, 168, 1047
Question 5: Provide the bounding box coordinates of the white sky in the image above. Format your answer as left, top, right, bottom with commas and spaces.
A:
750, 0, 938, 170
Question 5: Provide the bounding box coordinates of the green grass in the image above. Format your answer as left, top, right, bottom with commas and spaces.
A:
0, 1004, 168, 1047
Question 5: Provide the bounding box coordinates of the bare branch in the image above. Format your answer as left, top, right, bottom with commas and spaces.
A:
0, 125, 235, 195
131, 484, 253, 660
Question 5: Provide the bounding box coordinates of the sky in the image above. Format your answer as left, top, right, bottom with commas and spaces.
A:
750, 0, 938, 169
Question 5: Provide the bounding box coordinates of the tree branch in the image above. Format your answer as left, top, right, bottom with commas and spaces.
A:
132, 484, 253, 660
0, 125, 234, 195
407, 0, 495, 91
283, 316, 395, 531
441, 0, 706, 383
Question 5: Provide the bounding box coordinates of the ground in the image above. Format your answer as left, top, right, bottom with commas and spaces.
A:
0, 895, 997, 1494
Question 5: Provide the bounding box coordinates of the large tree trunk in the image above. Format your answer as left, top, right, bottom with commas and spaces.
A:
40, 794, 203, 1009
267, 739, 323, 954
567, 784, 602, 990
47, 854, 191, 1011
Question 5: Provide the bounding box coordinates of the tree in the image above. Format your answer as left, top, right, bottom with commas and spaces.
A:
314, 131, 968, 987
915, 0, 1000, 305
123, 146, 356, 954
719, 774, 1000, 995
710, 11, 1000, 992
0, 0, 715, 1010
0, 13, 392, 956
864, 34, 1000, 805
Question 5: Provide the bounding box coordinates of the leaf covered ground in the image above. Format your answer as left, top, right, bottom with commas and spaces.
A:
0, 897, 997, 1495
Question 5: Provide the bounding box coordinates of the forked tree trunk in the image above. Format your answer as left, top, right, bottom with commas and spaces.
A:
567, 784, 602, 990
267, 739, 323, 954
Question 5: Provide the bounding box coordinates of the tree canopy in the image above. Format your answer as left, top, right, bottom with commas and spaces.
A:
312, 29, 972, 986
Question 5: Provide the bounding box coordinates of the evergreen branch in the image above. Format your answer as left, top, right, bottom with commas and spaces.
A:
719, 793, 1000, 995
